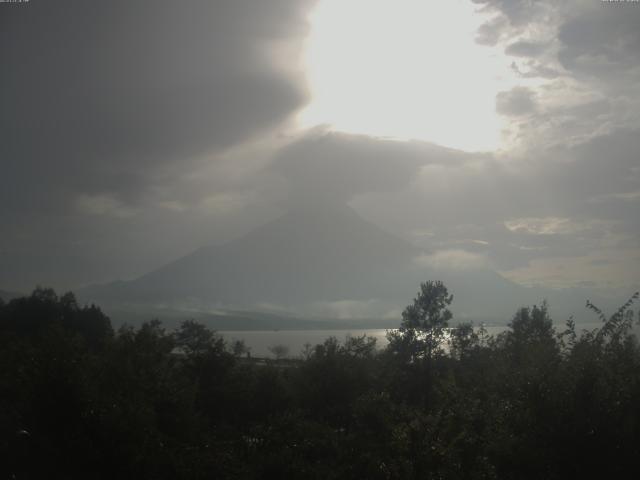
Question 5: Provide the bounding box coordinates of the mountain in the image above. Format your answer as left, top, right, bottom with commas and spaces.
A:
79, 203, 615, 325
82, 204, 418, 305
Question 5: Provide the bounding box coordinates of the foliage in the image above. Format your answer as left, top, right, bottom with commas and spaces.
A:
387, 280, 453, 364
268, 344, 290, 360
1, 285, 639, 478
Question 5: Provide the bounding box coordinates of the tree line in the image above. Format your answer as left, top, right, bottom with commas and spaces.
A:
1, 282, 639, 479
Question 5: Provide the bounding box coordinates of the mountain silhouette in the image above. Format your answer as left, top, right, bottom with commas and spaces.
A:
82, 204, 420, 307
79, 203, 609, 323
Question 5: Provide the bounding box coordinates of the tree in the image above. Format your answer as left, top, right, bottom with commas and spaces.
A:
449, 322, 479, 361
268, 344, 290, 360
174, 319, 225, 358
231, 339, 250, 358
501, 302, 558, 366
0, 287, 112, 348
387, 280, 453, 364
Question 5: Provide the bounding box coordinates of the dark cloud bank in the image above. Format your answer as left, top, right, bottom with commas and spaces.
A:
1, 0, 314, 288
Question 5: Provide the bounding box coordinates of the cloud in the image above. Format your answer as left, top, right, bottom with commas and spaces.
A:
558, 5, 640, 82
75, 194, 140, 219
262, 123, 640, 292
471, 1, 640, 153
269, 130, 469, 206
505, 40, 547, 58
0, 0, 314, 217
473, 0, 549, 27
2, 0, 639, 300
589, 190, 640, 204
474, 14, 509, 46
350, 125, 640, 284
0, 0, 315, 290
504, 217, 586, 236
496, 87, 537, 116
472, 0, 556, 45
198, 193, 249, 216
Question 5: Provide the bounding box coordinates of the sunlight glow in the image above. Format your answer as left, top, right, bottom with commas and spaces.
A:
298, 0, 517, 152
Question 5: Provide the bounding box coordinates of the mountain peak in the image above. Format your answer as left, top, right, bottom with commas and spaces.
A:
82, 204, 420, 308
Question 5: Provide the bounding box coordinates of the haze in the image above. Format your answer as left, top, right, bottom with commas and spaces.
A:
2, 0, 639, 324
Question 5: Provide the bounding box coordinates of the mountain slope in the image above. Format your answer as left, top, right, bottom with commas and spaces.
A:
80, 203, 609, 323
82, 204, 422, 307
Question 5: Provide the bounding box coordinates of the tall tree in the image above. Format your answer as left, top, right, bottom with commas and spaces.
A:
387, 280, 453, 364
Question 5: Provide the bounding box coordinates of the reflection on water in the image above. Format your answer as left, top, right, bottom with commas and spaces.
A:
221, 323, 609, 358
222, 329, 390, 358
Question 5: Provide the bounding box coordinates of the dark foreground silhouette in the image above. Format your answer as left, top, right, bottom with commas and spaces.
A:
1, 283, 639, 479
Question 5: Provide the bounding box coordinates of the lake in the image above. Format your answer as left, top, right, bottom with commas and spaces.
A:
219, 322, 609, 358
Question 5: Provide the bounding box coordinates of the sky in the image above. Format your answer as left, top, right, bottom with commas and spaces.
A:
1, 0, 639, 303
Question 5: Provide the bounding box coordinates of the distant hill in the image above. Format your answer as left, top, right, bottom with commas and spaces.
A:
79, 203, 622, 326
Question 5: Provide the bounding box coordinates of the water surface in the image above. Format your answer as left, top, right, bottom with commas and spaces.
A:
221, 323, 608, 358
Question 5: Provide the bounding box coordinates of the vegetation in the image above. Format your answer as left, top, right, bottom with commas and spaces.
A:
1, 283, 639, 479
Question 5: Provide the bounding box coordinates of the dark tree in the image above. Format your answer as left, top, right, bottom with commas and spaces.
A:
387, 280, 453, 364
